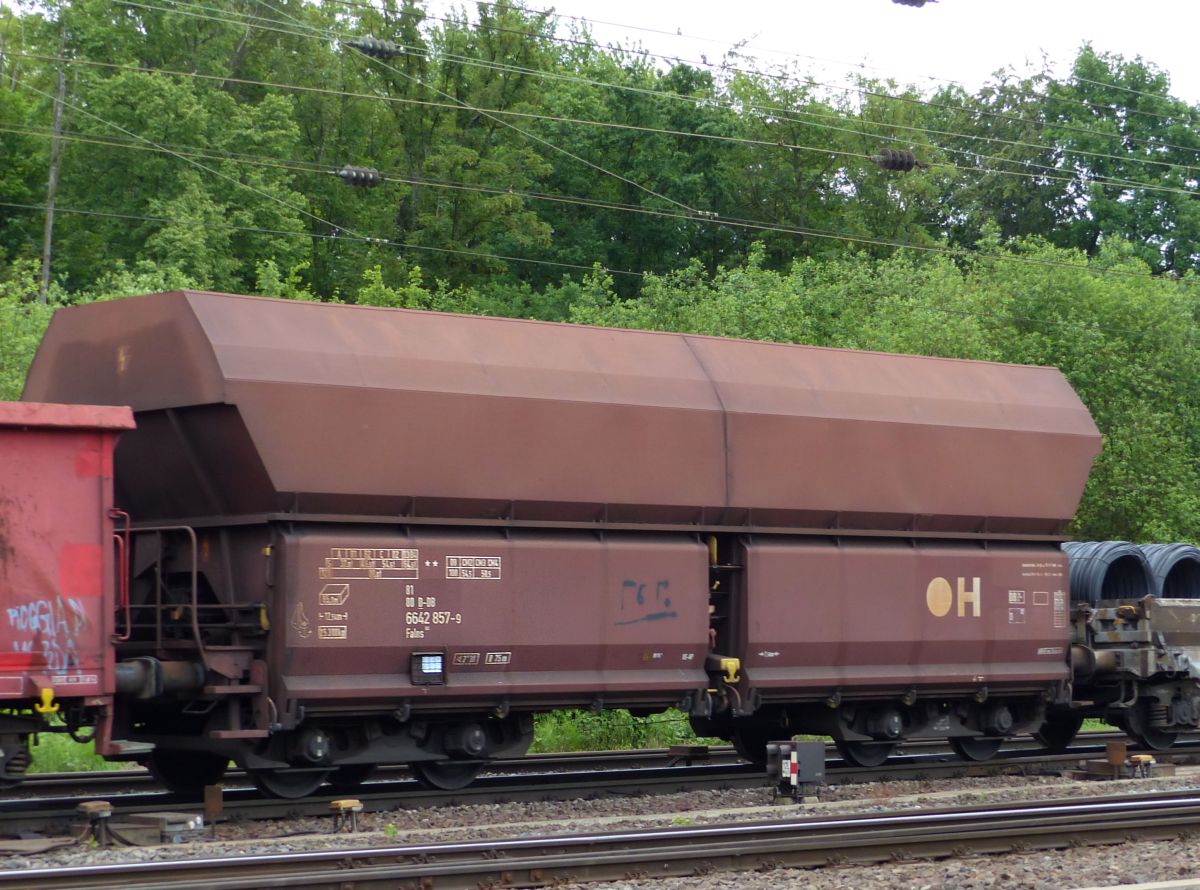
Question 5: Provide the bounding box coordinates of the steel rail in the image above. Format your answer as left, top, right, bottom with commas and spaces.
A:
15, 744, 745, 795
7, 790, 1200, 889
7, 748, 748, 810
0, 760, 762, 834
6, 734, 1198, 834
11, 730, 1161, 796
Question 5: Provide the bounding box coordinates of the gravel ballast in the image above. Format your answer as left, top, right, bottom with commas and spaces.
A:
4, 767, 1200, 889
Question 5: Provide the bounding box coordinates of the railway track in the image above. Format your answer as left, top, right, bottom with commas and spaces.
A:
9, 789, 1200, 889
9, 746, 747, 799
6, 732, 1200, 835
10, 730, 1168, 797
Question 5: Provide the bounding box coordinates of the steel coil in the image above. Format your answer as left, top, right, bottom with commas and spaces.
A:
1061, 541, 1154, 603
1140, 543, 1200, 598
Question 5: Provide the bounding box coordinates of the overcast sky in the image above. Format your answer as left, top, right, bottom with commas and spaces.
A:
460, 0, 1200, 105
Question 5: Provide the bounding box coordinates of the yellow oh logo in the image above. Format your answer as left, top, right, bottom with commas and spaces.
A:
926, 577, 981, 618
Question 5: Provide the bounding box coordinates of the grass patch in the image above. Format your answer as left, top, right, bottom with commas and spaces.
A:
530, 708, 721, 753
27, 730, 113, 774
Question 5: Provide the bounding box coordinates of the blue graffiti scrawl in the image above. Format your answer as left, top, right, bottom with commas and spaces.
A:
615, 579, 676, 625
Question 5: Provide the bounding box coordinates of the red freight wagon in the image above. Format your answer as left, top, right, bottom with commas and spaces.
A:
0, 401, 133, 784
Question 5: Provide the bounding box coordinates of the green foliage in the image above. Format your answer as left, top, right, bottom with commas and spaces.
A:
0, 260, 54, 400
530, 708, 720, 753
5, 2, 1200, 291
356, 264, 432, 309
50, 68, 306, 292
255, 259, 318, 301
1044, 46, 1200, 273
28, 731, 112, 774
84, 261, 198, 301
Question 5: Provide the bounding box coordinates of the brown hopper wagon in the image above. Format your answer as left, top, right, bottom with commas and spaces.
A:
16, 290, 1101, 795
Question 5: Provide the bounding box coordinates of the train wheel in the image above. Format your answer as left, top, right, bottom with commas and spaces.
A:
249, 767, 331, 799
327, 764, 377, 792
0, 734, 32, 788
834, 739, 896, 767
147, 750, 229, 796
1033, 714, 1084, 753
410, 760, 482, 791
731, 724, 778, 767
1117, 706, 1178, 752
948, 736, 1003, 762
1130, 724, 1178, 752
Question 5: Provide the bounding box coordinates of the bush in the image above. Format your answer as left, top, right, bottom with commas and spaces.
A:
530, 709, 720, 753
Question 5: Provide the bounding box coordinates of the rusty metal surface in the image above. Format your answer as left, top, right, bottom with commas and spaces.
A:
1131, 597, 1200, 656
0, 401, 132, 701
0, 401, 134, 432
274, 530, 709, 713
741, 539, 1071, 696
24, 291, 1100, 534
686, 336, 1100, 534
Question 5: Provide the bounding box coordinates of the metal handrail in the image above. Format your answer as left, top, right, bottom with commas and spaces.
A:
134, 525, 201, 661
109, 509, 132, 642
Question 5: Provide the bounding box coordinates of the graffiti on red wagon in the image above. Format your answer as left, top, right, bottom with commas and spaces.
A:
6, 596, 88, 671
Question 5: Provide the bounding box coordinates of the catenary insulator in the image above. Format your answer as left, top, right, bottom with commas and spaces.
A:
872, 148, 926, 172
336, 166, 382, 187
342, 36, 404, 59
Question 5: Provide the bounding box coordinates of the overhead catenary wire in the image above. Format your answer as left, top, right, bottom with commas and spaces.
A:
0, 198, 645, 278
435, 0, 1196, 134
104, 0, 1200, 186
0, 122, 1048, 262
2, 117, 1189, 290
15, 50, 880, 168
22, 50, 1200, 203
4, 71, 367, 242
321, 0, 1200, 162
0, 122, 962, 247
0, 122, 709, 220
246, 0, 705, 216
1, 120, 734, 224
8, 57, 1198, 280
8, 5, 1198, 287
258, 24, 1200, 185
4, 71, 645, 278
115, 0, 1200, 177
